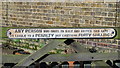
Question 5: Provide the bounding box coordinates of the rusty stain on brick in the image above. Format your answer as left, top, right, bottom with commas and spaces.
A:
46, 21, 53, 24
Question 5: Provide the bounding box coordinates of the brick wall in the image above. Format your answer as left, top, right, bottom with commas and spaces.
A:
1, 0, 120, 27
117, 2, 120, 26
1, 1, 120, 50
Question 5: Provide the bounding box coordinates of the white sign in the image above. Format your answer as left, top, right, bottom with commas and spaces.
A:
7, 28, 116, 39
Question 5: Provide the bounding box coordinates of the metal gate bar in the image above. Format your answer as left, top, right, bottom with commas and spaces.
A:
2, 52, 119, 63
91, 61, 112, 68
69, 42, 90, 53
14, 39, 66, 67
41, 52, 119, 62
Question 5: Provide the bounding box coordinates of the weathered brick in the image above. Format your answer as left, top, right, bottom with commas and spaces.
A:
79, 19, 85, 23
54, 6, 63, 10
81, 8, 92, 11
95, 12, 101, 16
106, 22, 113, 26
95, 21, 101, 24
117, 18, 120, 22
101, 12, 108, 16
84, 12, 92, 15
108, 13, 114, 17
104, 18, 115, 21
94, 17, 103, 20
108, 3, 116, 8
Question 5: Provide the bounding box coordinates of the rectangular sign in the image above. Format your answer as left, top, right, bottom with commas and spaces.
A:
7, 28, 116, 39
